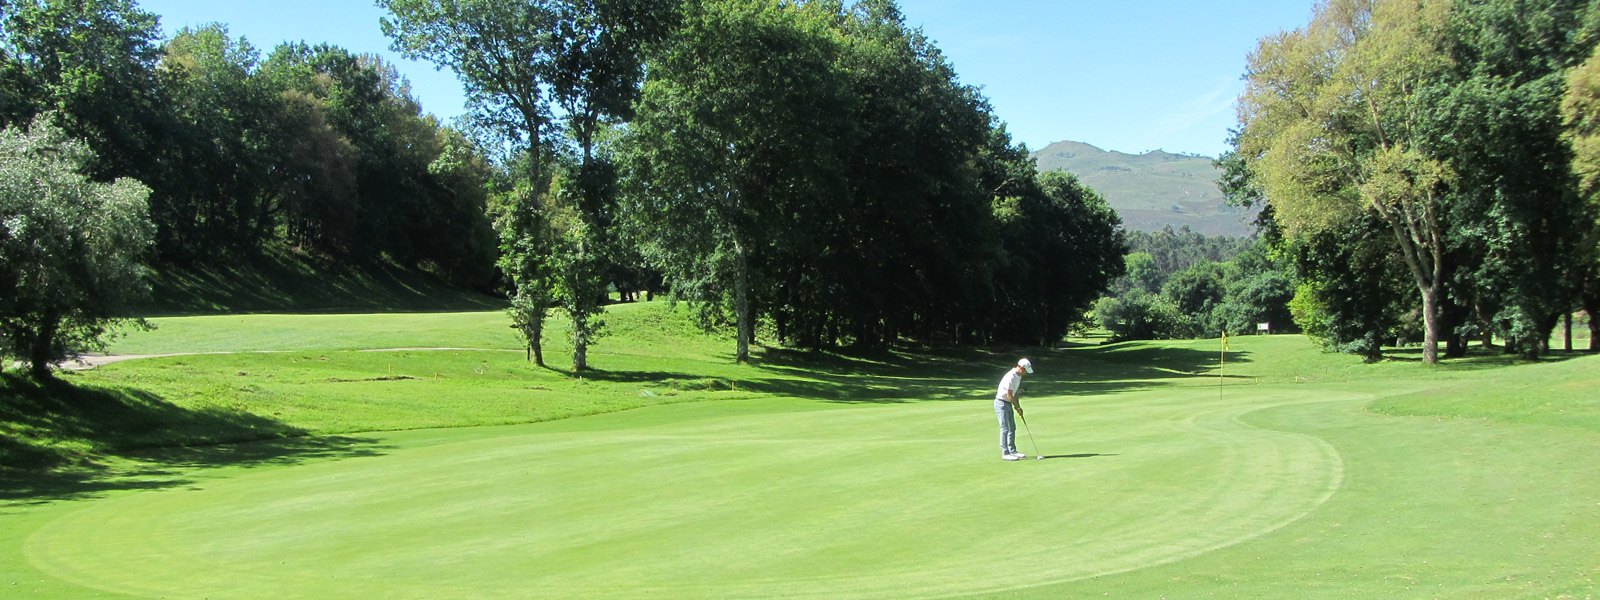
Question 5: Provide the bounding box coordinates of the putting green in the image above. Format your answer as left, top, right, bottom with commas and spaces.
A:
24, 386, 1350, 599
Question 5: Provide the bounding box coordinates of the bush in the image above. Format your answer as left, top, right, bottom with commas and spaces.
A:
1096, 290, 1193, 341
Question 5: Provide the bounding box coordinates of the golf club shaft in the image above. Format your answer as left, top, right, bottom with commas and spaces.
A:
1018, 411, 1040, 458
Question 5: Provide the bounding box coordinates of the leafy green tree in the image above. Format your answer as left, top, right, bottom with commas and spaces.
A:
380, 0, 562, 166
621, 0, 852, 363
1124, 227, 1253, 277
1560, 21, 1600, 351
0, 0, 162, 182
384, 0, 668, 370
1286, 215, 1417, 362
1095, 289, 1188, 341
543, 0, 675, 370
769, 0, 996, 349
493, 181, 556, 367
1213, 271, 1296, 335
423, 126, 499, 289
1118, 252, 1161, 295
381, 0, 568, 364
1424, 0, 1596, 358
1162, 261, 1225, 322
999, 169, 1126, 345
1212, 239, 1297, 335
0, 115, 153, 378
1237, 0, 1455, 363
151, 24, 274, 257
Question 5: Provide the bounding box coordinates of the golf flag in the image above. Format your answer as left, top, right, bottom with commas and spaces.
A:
1222, 330, 1230, 351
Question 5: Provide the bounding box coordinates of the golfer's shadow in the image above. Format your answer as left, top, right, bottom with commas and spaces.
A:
1037, 453, 1117, 460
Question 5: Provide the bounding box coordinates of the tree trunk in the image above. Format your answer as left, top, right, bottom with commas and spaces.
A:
1442, 298, 1466, 358
28, 310, 60, 380
1527, 311, 1559, 359
1582, 279, 1599, 352
1565, 311, 1574, 352
734, 238, 751, 364
520, 305, 546, 368
529, 318, 545, 368
1419, 284, 1440, 364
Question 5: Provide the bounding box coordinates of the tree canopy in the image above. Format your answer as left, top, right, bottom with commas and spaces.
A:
0, 115, 153, 378
1233, 0, 1600, 360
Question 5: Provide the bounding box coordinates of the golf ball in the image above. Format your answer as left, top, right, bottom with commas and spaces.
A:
1035, 456, 1043, 460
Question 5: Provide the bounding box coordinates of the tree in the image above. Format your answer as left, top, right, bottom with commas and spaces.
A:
1237, 0, 1456, 363
1424, 0, 1596, 358
151, 24, 273, 257
383, 0, 670, 371
1212, 240, 1297, 335
1286, 214, 1417, 361
494, 180, 556, 367
1095, 289, 1187, 342
381, 0, 567, 365
621, 0, 852, 363
1560, 20, 1600, 352
1001, 169, 1126, 345
543, 0, 675, 370
1118, 252, 1161, 295
0, 115, 153, 378
423, 125, 499, 289
380, 0, 562, 168
0, 0, 162, 181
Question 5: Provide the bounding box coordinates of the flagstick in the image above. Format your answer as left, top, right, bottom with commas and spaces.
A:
1219, 330, 1226, 399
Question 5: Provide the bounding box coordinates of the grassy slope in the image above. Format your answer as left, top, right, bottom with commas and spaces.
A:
1, 302, 735, 472
3, 307, 1599, 598
1030, 140, 1257, 236
138, 249, 505, 315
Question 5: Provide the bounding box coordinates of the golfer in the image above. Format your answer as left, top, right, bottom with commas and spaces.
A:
995, 358, 1033, 461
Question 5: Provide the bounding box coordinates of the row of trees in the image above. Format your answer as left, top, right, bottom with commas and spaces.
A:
1227, 0, 1600, 362
0, 0, 498, 285
383, 0, 1128, 367
2, 0, 1128, 375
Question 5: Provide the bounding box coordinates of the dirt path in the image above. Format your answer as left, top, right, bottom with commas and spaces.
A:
60, 348, 518, 371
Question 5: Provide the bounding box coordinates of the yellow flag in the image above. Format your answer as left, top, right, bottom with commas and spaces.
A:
1222, 330, 1230, 351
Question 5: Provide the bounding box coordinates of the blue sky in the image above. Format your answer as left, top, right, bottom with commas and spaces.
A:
141, 0, 1316, 158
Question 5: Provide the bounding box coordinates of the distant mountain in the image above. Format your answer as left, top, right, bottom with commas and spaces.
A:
1030, 141, 1258, 237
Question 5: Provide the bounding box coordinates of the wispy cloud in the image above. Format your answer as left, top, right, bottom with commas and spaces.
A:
1144, 78, 1241, 141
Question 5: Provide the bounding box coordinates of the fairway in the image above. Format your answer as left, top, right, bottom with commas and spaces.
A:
23, 386, 1349, 599
5, 306, 1599, 598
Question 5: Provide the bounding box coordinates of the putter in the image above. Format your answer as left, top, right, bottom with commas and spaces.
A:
1018, 411, 1042, 460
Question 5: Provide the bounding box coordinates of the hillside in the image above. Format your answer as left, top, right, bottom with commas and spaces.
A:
1031, 140, 1258, 237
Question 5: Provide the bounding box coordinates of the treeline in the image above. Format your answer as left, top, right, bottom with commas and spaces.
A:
381, 0, 1127, 368
1, 0, 1128, 373
1229, 0, 1600, 362
1124, 227, 1255, 277
0, 1, 499, 287
1095, 229, 1295, 341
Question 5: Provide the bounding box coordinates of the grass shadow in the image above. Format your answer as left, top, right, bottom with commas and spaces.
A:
0, 373, 393, 504
739, 344, 1240, 404
1382, 344, 1592, 370
139, 250, 507, 316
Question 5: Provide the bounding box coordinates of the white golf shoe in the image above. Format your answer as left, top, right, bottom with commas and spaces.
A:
1002, 453, 1021, 461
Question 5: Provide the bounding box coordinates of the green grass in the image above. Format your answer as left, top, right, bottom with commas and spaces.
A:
138, 248, 506, 315
3, 302, 1599, 598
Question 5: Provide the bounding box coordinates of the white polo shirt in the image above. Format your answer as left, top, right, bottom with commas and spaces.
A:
996, 368, 1022, 401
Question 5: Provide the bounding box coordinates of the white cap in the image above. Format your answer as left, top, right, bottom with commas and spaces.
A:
1018, 358, 1033, 374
